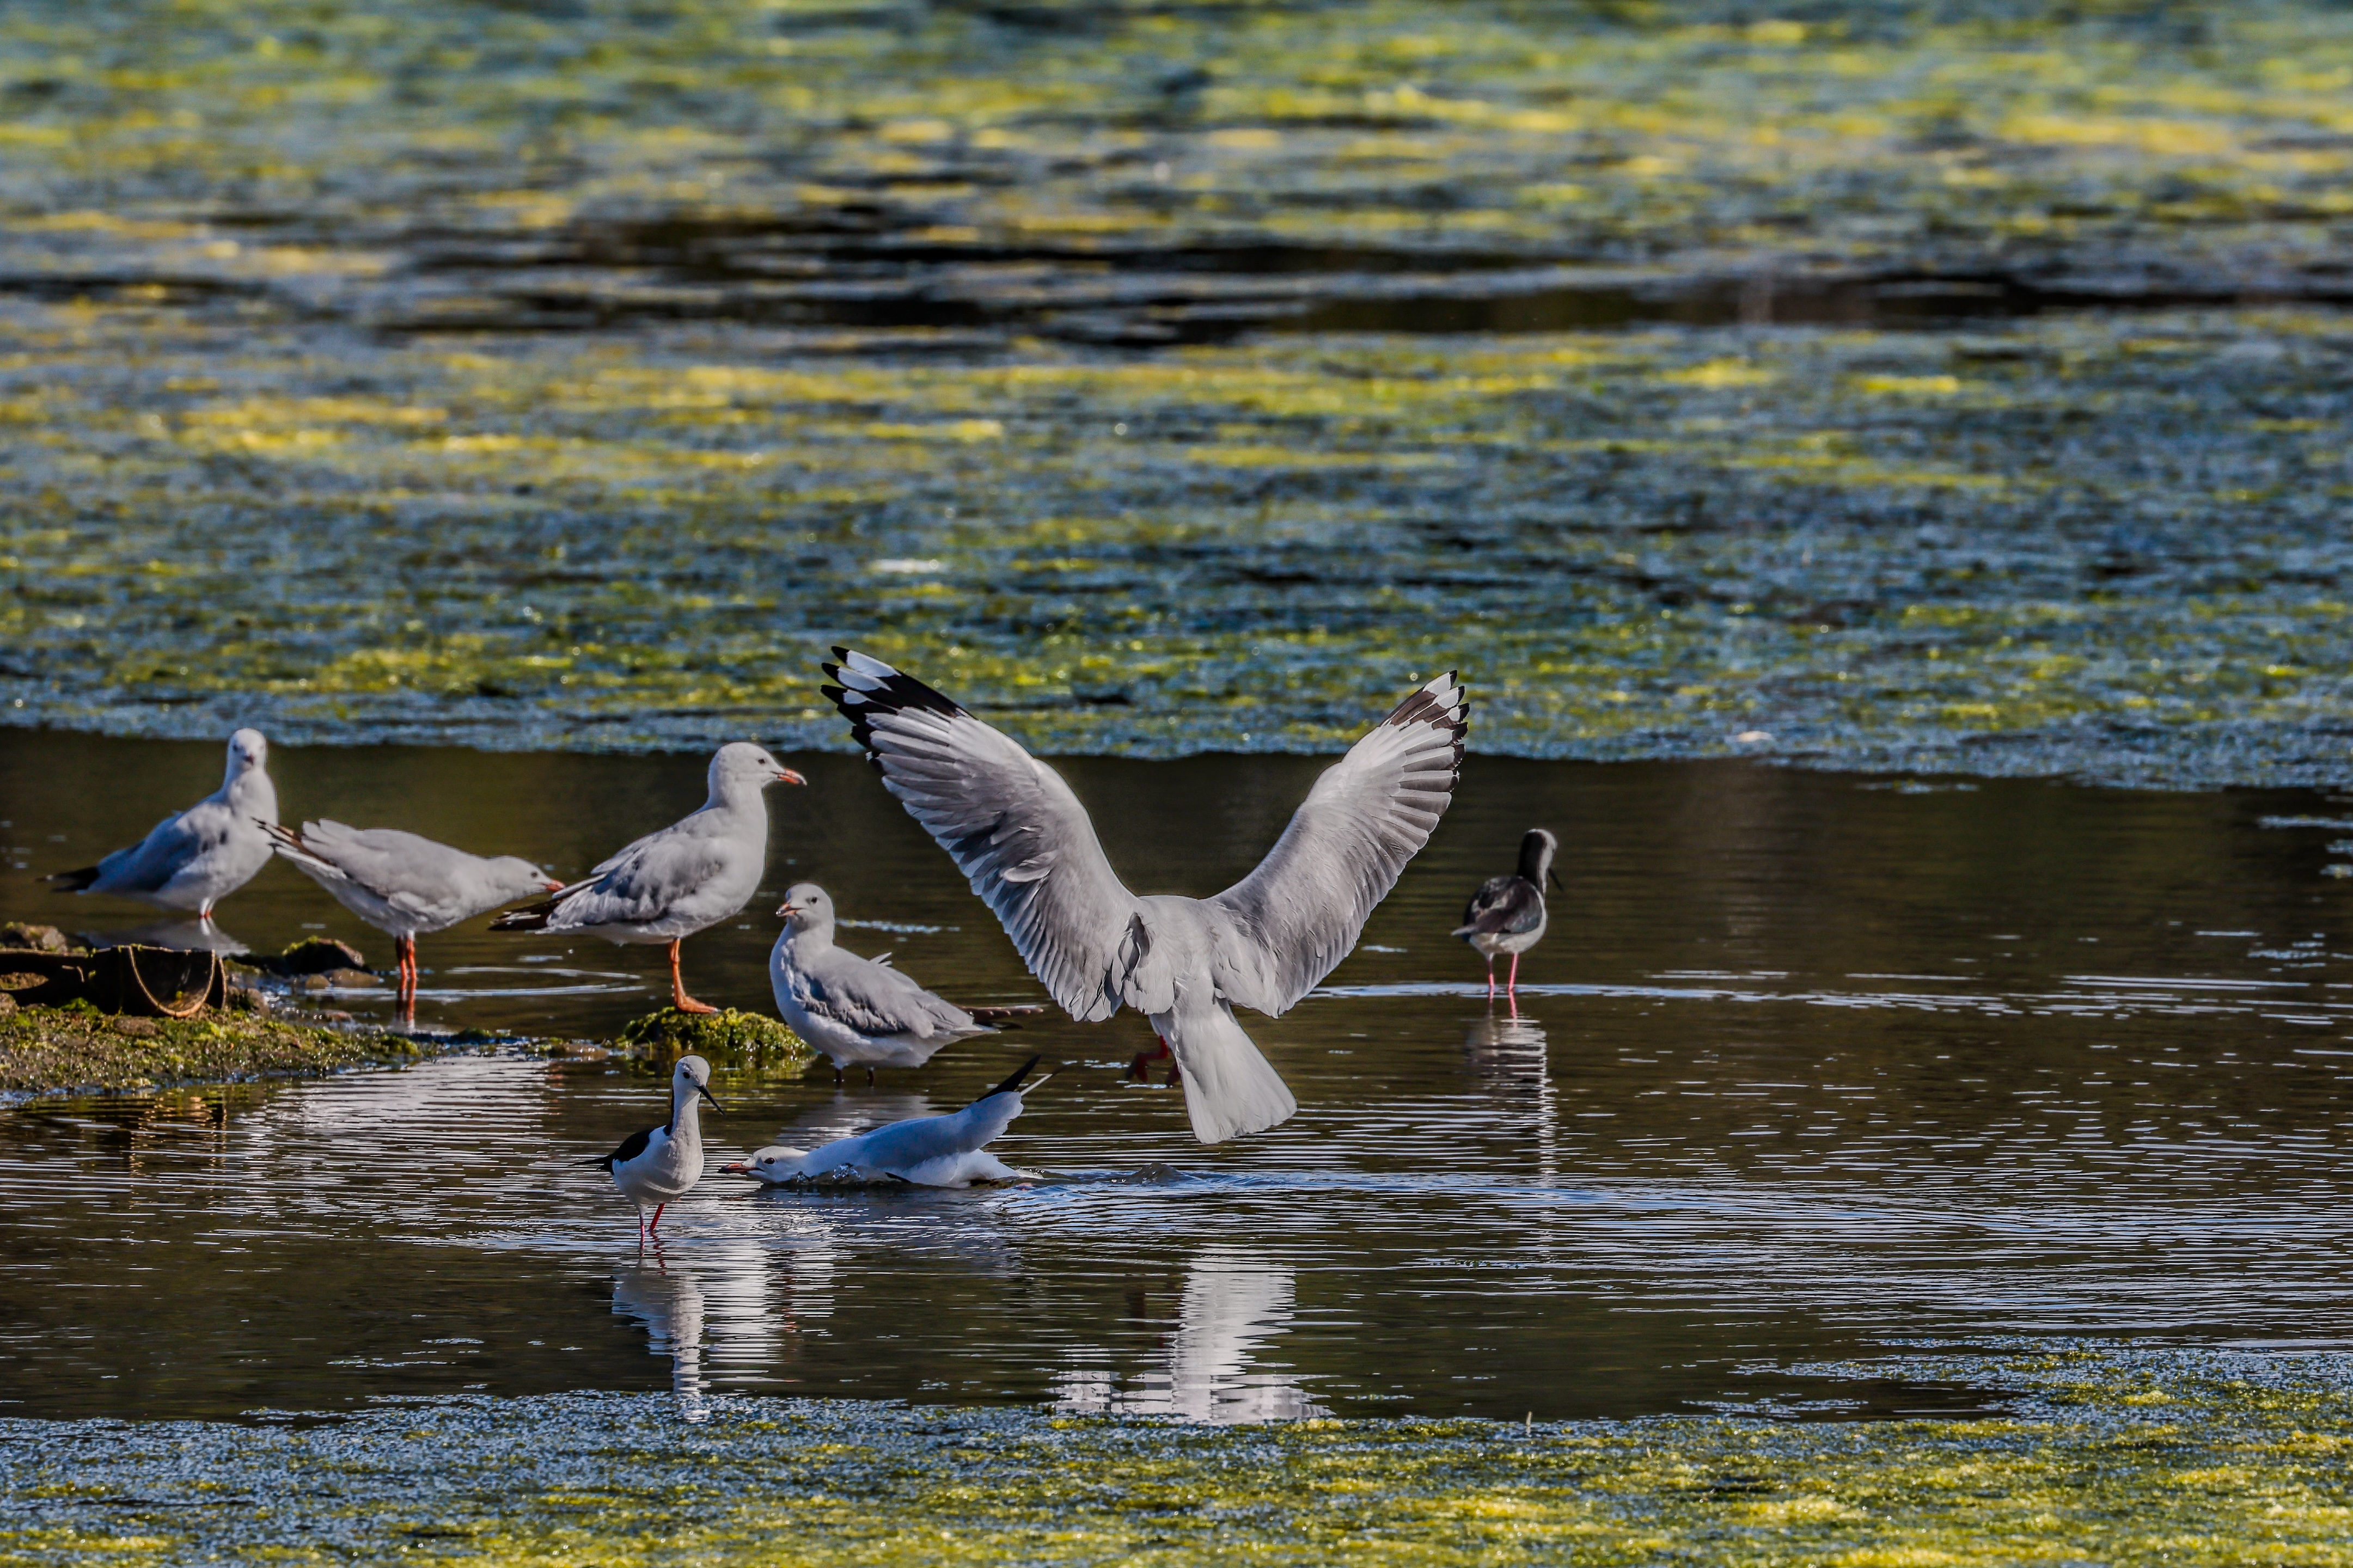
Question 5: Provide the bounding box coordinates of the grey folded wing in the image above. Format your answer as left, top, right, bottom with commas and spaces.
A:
857, 1093, 1021, 1170
823, 650, 1151, 1022
1458, 875, 1543, 938
548, 826, 726, 927
277, 821, 491, 923
1207, 672, 1468, 1015
797, 946, 977, 1039
98, 804, 218, 893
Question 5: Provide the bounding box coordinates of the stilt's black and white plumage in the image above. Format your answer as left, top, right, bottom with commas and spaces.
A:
725, 1056, 1052, 1187
584, 1054, 722, 1241
1453, 828, 1559, 1004
822, 648, 1466, 1145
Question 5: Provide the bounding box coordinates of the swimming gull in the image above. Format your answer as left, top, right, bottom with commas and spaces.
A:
584, 1052, 722, 1241
821, 649, 1466, 1144
494, 742, 804, 1013
769, 881, 1008, 1083
1453, 827, 1559, 1005
46, 728, 278, 922
725, 1056, 1052, 1187
262, 819, 561, 1018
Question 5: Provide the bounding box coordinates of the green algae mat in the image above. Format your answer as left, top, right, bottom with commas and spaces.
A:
4, 0, 2352, 788
5, 1347, 2352, 1565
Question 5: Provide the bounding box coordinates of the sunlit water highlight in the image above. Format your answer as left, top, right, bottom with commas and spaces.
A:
4, 731, 2353, 1423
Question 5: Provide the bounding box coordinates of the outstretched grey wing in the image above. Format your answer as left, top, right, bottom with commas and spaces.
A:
823, 650, 1150, 1022
1207, 672, 1468, 1015
857, 1091, 1026, 1172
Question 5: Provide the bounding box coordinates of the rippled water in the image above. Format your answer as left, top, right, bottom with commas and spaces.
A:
5, 730, 2353, 1424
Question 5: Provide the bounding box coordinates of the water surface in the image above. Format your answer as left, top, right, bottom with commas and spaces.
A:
5, 731, 2353, 1423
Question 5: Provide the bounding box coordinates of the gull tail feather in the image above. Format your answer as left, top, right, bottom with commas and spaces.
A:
1157, 1004, 1296, 1145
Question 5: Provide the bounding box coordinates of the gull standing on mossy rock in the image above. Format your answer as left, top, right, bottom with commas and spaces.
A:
494, 743, 804, 1014
769, 882, 1014, 1084
261, 820, 561, 1020
46, 728, 278, 923
584, 1053, 722, 1243
822, 649, 1467, 1145
1454, 828, 1560, 1007
726, 1055, 1053, 1187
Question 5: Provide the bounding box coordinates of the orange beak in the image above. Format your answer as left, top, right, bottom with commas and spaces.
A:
776, 768, 806, 786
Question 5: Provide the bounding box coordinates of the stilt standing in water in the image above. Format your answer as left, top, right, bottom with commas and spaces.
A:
46, 728, 278, 923
1454, 828, 1559, 1007
262, 820, 559, 1021
494, 743, 803, 1013
584, 1054, 722, 1244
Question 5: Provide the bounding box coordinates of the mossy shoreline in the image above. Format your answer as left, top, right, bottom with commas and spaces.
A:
3, 1346, 2349, 1565
0, 1002, 426, 1099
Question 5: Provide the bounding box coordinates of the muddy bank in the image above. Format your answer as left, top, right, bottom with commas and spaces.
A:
4, 1345, 2350, 1565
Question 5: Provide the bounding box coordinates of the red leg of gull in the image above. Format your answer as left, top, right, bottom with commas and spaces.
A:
668, 940, 718, 1015
1129, 1036, 1172, 1081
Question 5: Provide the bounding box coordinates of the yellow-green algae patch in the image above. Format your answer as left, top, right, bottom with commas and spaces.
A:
0, 1001, 421, 1096
5, 1346, 2352, 1564
616, 1006, 814, 1075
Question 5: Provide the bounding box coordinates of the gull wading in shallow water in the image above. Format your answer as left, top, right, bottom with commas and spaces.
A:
821, 648, 1468, 1144
47, 728, 278, 922
1454, 827, 1559, 1006
262, 820, 561, 1018
769, 882, 1021, 1083
494, 743, 804, 1014
585, 1053, 722, 1241
725, 1056, 1053, 1187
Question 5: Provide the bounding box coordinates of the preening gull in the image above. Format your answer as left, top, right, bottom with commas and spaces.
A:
821, 649, 1467, 1144
262, 820, 561, 1017
47, 728, 278, 922
584, 1053, 722, 1241
494, 743, 804, 1013
1453, 828, 1559, 1004
725, 1056, 1052, 1187
769, 882, 1004, 1082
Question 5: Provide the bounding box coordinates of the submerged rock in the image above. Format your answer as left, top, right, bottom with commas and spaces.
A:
617, 1008, 814, 1074
0, 924, 70, 954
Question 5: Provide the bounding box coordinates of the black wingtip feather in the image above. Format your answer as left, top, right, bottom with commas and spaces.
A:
967, 1053, 1042, 1107
45, 866, 102, 892
819, 648, 974, 759
490, 899, 558, 931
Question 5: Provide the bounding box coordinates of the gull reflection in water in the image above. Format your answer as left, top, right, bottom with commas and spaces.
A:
82, 917, 250, 955
612, 1239, 783, 1422
1054, 1246, 1327, 1423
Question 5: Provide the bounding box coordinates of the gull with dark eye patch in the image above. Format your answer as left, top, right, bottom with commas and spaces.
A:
1454, 828, 1560, 1006
494, 742, 805, 1014
583, 1054, 722, 1243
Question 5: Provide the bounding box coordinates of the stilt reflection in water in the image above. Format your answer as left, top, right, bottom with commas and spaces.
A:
1055, 1247, 1327, 1423
611, 1241, 783, 1420
1465, 1010, 1556, 1189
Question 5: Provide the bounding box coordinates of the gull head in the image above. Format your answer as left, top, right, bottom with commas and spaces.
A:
775, 881, 834, 933
486, 855, 563, 902
225, 728, 269, 780
672, 1053, 722, 1113
710, 742, 805, 798
723, 1144, 809, 1183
